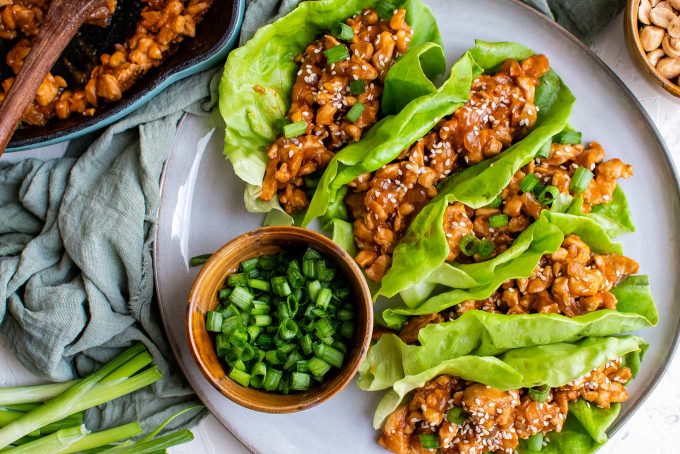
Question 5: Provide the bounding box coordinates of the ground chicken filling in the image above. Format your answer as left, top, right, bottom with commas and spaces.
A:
0, 0, 212, 126
379, 360, 631, 454
442, 141, 633, 265
260, 8, 413, 214
346, 55, 550, 282
398, 233, 639, 344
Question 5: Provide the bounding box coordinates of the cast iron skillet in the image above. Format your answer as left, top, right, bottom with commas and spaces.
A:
3, 0, 245, 152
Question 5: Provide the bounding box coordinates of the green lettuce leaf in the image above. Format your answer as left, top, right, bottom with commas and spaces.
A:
588, 185, 635, 236
381, 208, 643, 325
303, 49, 479, 227
519, 416, 604, 454
370, 335, 646, 430
381, 42, 447, 116
220, 0, 441, 223
303, 40, 556, 228
363, 275, 655, 391
376, 66, 574, 299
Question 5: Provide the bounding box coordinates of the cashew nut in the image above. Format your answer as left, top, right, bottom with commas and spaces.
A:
652, 0, 662, 5
656, 0, 674, 11
641, 25, 666, 50
670, 0, 680, 8
657, 56, 680, 78
662, 34, 680, 57
648, 48, 666, 66
640, 0, 652, 25
651, 6, 677, 28
668, 16, 680, 38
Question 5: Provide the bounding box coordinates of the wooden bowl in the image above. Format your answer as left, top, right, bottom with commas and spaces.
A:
625, 0, 680, 98
186, 226, 373, 413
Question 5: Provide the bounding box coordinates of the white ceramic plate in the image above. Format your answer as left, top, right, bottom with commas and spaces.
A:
154, 0, 680, 452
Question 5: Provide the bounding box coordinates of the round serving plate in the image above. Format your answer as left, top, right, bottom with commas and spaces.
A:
154, 0, 680, 452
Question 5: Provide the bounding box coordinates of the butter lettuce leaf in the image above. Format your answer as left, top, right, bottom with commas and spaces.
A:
220, 0, 441, 223
369, 336, 646, 432
364, 275, 655, 392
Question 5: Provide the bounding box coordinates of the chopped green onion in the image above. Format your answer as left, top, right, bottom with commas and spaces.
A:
315, 317, 335, 338
316, 287, 333, 309
296, 360, 309, 373
349, 80, 365, 95
308, 357, 331, 379
555, 128, 582, 145
520, 173, 540, 193
339, 321, 354, 339
537, 140, 552, 158
227, 273, 248, 288
205, 311, 222, 332
265, 350, 287, 365
189, 254, 211, 267
489, 214, 509, 228
346, 102, 365, 123
376, 1, 395, 19
316, 261, 336, 282
527, 432, 544, 451
330, 21, 354, 41
248, 279, 270, 292
283, 351, 303, 371
304, 174, 321, 189
271, 276, 292, 297
291, 372, 311, 391
486, 195, 503, 209
532, 181, 546, 198
218, 288, 232, 301
323, 45, 349, 65
300, 334, 313, 356
337, 308, 354, 321
528, 385, 550, 402
283, 121, 308, 139
459, 235, 479, 256
263, 369, 282, 391
287, 261, 305, 289
418, 433, 439, 450
538, 185, 560, 206
246, 326, 261, 342
570, 167, 593, 194
278, 319, 298, 341
229, 286, 253, 310
251, 301, 270, 315
307, 280, 322, 302
320, 345, 344, 368
446, 407, 466, 424
240, 257, 259, 273
477, 238, 494, 259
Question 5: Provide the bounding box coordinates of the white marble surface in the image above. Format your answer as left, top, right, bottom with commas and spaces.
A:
2, 10, 679, 454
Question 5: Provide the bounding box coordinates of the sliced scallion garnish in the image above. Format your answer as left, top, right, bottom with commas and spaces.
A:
570, 167, 593, 194
323, 44, 349, 65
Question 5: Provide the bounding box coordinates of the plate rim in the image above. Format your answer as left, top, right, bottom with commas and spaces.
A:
153, 0, 680, 450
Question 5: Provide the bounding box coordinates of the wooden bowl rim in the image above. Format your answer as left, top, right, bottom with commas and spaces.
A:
186, 226, 373, 413
625, 0, 680, 98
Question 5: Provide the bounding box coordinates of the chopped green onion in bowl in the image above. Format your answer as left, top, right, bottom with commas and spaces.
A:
205, 247, 356, 394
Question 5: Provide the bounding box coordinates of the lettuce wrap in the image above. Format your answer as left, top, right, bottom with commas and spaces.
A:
370, 335, 646, 453
302, 41, 565, 230
220, 0, 443, 224
362, 275, 655, 392
380, 211, 657, 330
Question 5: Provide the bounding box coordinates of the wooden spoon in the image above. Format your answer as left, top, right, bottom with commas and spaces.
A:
0, 0, 109, 156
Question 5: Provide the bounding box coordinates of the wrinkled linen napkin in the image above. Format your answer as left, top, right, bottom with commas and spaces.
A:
0, 0, 625, 435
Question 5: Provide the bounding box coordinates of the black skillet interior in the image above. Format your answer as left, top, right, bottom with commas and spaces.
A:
3, 0, 239, 150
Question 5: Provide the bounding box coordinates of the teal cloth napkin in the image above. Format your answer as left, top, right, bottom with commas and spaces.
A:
0, 0, 625, 435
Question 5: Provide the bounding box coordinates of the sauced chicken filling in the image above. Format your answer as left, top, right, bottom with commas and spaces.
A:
379, 360, 631, 454
345, 55, 550, 282
0, 0, 212, 126
260, 8, 413, 214
398, 234, 639, 344
442, 141, 633, 264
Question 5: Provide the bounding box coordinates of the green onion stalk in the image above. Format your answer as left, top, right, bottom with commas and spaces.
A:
0, 344, 160, 448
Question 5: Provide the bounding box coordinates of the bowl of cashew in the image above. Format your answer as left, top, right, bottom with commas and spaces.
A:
626, 0, 680, 98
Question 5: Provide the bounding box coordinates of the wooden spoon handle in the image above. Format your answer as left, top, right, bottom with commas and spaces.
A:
0, 0, 104, 155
